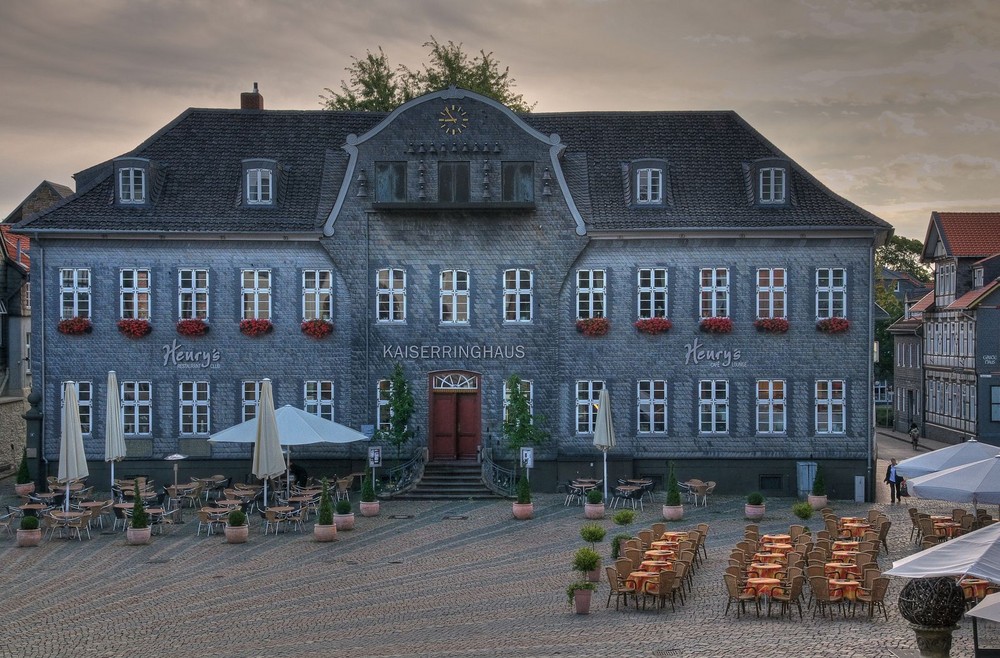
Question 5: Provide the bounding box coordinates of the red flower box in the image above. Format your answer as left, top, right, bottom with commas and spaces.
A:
754, 317, 789, 334
634, 317, 673, 335
576, 317, 610, 336
176, 318, 209, 336
816, 317, 850, 334
117, 318, 152, 338
58, 317, 92, 335
301, 319, 334, 339
240, 318, 273, 337
699, 317, 733, 334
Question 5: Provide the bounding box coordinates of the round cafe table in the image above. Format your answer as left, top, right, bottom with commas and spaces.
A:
626, 570, 659, 592
643, 549, 675, 560
650, 540, 679, 551
746, 577, 781, 598
934, 521, 962, 538
960, 578, 991, 601
929, 515, 953, 522
19, 503, 49, 517
831, 551, 857, 563
825, 562, 860, 579
659, 531, 688, 542
762, 543, 793, 555
842, 522, 871, 538
830, 579, 861, 601
752, 552, 786, 565
761, 533, 791, 544
832, 540, 860, 552
839, 516, 866, 526
747, 562, 782, 578
639, 560, 673, 572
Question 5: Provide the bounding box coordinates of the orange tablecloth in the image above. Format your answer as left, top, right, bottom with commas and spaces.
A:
626, 571, 659, 592
761, 533, 791, 544
747, 562, 783, 578
839, 516, 866, 526
639, 560, 673, 572
830, 579, 861, 601
832, 540, 860, 552
935, 522, 962, 538
650, 540, 680, 551
752, 552, 786, 565
960, 578, 991, 601
930, 515, 953, 522
842, 522, 872, 538
659, 531, 689, 542
746, 577, 781, 598
762, 543, 793, 555
830, 551, 857, 563
825, 562, 860, 579
644, 549, 676, 560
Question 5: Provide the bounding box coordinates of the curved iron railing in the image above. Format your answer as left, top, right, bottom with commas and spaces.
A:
481, 451, 517, 498
381, 448, 426, 497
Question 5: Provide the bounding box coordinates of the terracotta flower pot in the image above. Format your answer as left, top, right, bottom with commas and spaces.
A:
662, 504, 684, 521
225, 524, 249, 544
359, 501, 380, 517
14, 482, 35, 497
512, 502, 533, 520
584, 503, 604, 520
16, 528, 41, 547
745, 504, 766, 521
126, 526, 151, 545
587, 562, 602, 583
313, 524, 338, 542
333, 513, 355, 531
807, 494, 828, 510
573, 588, 593, 614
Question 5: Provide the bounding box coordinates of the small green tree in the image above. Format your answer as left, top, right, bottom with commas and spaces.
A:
516, 477, 532, 504
227, 509, 247, 527
15, 448, 30, 485
502, 374, 548, 477
665, 462, 681, 506
361, 468, 376, 503
792, 502, 814, 520
130, 484, 148, 529
317, 479, 334, 525
375, 363, 415, 469
612, 509, 635, 526
580, 523, 606, 549
610, 533, 632, 559
811, 466, 826, 496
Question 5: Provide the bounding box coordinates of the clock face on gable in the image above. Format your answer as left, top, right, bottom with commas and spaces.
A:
438, 103, 469, 135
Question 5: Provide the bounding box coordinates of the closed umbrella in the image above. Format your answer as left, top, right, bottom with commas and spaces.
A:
907, 455, 1000, 511
58, 381, 89, 512
886, 522, 1000, 581
104, 371, 127, 494
593, 387, 616, 503
251, 379, 286, 508
894, 438, 999, 479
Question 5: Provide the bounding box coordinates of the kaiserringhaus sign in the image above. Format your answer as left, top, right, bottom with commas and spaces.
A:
382, 344, 526, 360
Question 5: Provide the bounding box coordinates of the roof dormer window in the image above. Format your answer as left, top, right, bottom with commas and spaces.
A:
636, 168, 662, 204
114, 157, 156, 207
748, 158, 791, 207
242, 158, 279, 207
974, 267, 984, 289
625, 159, 669, 208
759, 167, 786, 204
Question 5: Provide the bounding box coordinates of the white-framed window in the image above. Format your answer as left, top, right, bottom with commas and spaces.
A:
376, 268, 406, 323
699, 268, 729, 318
121, 380, 152, 435
440, 269, 470, 324
637, 379, 668, 434
62, 381, 93, 435
503, 269, 533, 323
376, 379, 391, 431
575, 380, 605, 434
815, 379, 846, 434
502, 378, 534, 422
179, 381, 210, 435
302, 270, 333, 321
756, 268, 786, 319
246, 168, 273, 204
242, 380, 262, 423
759, 167, 786, 204
816, 268, 847, 319
118, 168, 146, 204
756, 379, 786, 434
178, 269, 209, 320
637, 268, 668, 319
698, 380, 728, 434
24, 332, 30, 374
23, 282, 30, 310
304, 380, 334, 420
936, 261, 957, 305
576, 269, 606, 319
975, 267, 985, 289
59, 268, 91, 319
636, 168, 663, 204
120, 268, 151, 320
241, 269, 271, 320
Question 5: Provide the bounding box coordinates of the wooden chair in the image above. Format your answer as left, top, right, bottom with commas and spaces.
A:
335, 476, 354, 501
625, 548, 644, 571
877, 520, 892, 555
696, 523, 710, 561
614, 558, 633, 585
723, 573, 758, 618
810, 576, 845, 618
66, 511, 92, 540
650, 522, 666, 538
854, 576, 890, 619
643, 569, 676, 612
637, 529, 654, 551
606, 566, 636, 610
768, 575, 805, 619
670, 562, 687, 606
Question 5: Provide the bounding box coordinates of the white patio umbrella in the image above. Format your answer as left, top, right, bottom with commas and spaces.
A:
894, 438, 1000, 479
968, 592, 1000, 623
907, 455, 1000, 511
593, 387, 616, 503
104, 371, 126, 493
58, 381, 89, 512
251, 379, 285, 508
886, 522, 1000, 582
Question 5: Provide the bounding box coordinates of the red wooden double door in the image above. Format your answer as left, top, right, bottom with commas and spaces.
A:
428, 371, 481, 461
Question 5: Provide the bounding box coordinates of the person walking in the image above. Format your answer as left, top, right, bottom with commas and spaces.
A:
909, 423, 919, 450
884, 458, 901, 503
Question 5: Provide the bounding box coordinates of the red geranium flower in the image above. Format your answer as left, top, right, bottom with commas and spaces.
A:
117, 318, 152, 339
301, 319, 333, 339
176, 318, 209, 336
634, 317, 673, 335
699, 317, 733, 334
754, 317, 789, 334
576, 317, 610, 336
58, 317, 92, 335
816, 317, 850, 334
240, 318, 273, 337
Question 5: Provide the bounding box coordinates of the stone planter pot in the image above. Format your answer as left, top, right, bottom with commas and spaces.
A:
126, 526, 151, 545
313, 524, 337, 542
662, 504, 684, 521
225, 524, 249, 544
359, 501, 380, 517
911, 625, 960, 658
512, 502, 534, 520
807, 494, 828, 510
14, 482, 35, 497
16, 528, 41, 547
572, 588, 593, 614
587, 562, 602, 583
333, 512, 355, 531
745, 504, 765, 521
584, 503, 605, 520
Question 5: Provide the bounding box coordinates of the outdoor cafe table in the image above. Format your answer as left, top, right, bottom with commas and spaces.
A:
960, 578, 991, 601
762, 543, 793, 555
213, 500, 242, 510
745, 577, 782, 599
825, 562, 860, 579
839, 516, 866, 526
842, 522, 872, 538
626, 571, 659, 592
747, 562, 783, 578
19, 503, 49, 517
639, 560, 673, 573
644, 549, 676, 560
930, 515, 953, 522
935, 521, 963, 538
659, 531, 688, 542
830, 579, 861, 602
831, 551, 857, 563
32, 492, 58, 502
833, 540, 860, 552
752, 552, 786, 565
650, 540, 679, 551
761, 533, 791, 544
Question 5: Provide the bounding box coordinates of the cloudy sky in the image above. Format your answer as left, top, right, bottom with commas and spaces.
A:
2, 0, 999, 239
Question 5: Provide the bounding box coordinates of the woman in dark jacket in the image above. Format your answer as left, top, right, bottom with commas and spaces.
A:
884, 458, 901, 503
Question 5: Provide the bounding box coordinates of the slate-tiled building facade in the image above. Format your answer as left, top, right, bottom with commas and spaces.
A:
15, 87, 891, 498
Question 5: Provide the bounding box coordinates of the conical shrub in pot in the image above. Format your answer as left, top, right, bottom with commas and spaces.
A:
359, 469, 380, 517
663, 461, 684, 521
314, 478, 337, 541
127, 483, 151, 545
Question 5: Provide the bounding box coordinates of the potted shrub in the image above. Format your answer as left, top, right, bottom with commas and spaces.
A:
313, 479, 337, 542
584, 488, 604, 519
792, 501, 814, 520
662, 462, 684, 521
745, 492, 766, 521
512, 477, 533, 520
359, 469, 380, 517
225, 509, 249, 543
333, 498, 355, 531
611, 533, 632, 560
808, 466, 828, 509
127, 484, 151, 545
612, 509, 635, 527
569, 547, 601, 614
16, 515, 41, 547
14, 448, 34, 497
580, 524, 606, 582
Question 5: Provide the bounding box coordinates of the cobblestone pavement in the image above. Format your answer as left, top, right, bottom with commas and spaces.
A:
0, 480, 980, 658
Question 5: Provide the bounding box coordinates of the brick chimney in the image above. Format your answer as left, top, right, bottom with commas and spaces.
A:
241, 82, 263, 110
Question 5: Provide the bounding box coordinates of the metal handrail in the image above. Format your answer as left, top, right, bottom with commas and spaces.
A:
481, 451, 517, 498
382, 449, 426, 497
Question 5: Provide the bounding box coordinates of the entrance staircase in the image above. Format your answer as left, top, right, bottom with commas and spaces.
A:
394, 461, 498, 500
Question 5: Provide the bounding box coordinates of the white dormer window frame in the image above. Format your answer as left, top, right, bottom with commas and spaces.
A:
759, 167, 786, 204
118, 167, 146, 204
974, 267, 984, 289
636, 168, 663, 204
246, 168, 273, 205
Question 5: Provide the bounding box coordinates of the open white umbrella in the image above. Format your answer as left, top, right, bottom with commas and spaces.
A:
58, 381, 89, 512
251, 379, 285, 508
104, 371, 126, 493
593, 387, 616, 503
886, 522, 1000, 581
894, 438, 999, 479
907, 455, 1000, 510
968, 592, 1000, 623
